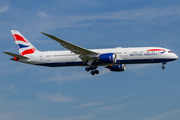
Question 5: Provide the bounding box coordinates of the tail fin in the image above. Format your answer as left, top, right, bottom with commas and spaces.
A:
11, 30, 38, 56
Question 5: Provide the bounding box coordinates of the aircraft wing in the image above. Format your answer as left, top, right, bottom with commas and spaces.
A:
41, 32, 99, 64
3, 52, 29, 59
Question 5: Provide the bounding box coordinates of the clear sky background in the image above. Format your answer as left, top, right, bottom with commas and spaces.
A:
0, 0, 180, 120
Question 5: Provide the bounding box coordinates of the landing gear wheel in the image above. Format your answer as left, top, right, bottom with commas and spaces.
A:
161, 62, 166, 69
85, 67, 90, 72
90, 70, 99, 75
91, 71, 95, 75
95, 70, 99, 74
161, 66, 165, 69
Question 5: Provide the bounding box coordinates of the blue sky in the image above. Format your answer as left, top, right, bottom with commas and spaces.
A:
1, 0, 180, 120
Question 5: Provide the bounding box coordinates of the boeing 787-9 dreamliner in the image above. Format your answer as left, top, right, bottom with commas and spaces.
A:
3, 30, 178, 75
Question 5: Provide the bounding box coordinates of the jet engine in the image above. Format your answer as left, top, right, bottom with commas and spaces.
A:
98, 53, 116, 64
106, 64, 126, 72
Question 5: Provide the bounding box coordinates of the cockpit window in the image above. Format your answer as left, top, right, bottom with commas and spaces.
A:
168, 51, 173, 53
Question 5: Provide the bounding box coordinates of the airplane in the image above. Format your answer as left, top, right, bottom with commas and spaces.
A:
3, 30, 178, 75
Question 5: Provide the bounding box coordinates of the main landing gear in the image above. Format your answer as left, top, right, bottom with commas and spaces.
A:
85, 66, 99, 75
161, 62, 166, 69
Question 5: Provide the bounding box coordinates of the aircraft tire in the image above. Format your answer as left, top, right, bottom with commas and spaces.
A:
161, 66, 165, 69
85, 67, 90, 72
95, 70, 99, 74
91, 71, 95, 75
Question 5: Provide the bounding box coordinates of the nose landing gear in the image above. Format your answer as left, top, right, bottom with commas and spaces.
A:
161, 62, 167, 69
85, 66, 99, 75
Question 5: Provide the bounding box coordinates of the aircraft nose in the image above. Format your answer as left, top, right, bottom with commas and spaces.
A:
172, 53, 178, 60
174, 54, 178, 60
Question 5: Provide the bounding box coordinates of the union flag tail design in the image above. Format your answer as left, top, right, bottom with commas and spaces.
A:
11, 30, 38, 56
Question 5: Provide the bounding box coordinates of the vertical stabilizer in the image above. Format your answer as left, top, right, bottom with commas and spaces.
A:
11, 30, 38, 56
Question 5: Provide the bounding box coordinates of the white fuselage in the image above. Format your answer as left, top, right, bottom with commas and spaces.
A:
19, 47, 178, 67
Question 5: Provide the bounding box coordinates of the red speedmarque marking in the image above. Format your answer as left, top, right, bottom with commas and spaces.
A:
147, 49, 165, 51
12, 34, 29, 43
20, 48, 36, 56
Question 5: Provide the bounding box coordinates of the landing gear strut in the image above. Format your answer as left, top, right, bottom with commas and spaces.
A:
85, 66, 99, 75
161, 62, 166, 69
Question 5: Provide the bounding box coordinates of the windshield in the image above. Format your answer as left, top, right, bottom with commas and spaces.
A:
168, 51, 173, 53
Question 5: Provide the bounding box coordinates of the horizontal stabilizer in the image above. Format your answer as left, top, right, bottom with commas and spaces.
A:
3, 52, 29, 59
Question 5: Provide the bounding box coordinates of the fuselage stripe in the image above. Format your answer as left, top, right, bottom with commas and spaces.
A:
147, 49, 165, 51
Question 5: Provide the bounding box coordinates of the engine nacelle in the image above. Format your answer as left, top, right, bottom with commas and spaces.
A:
106, 64, 126, 72
99, 53, 116, 64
